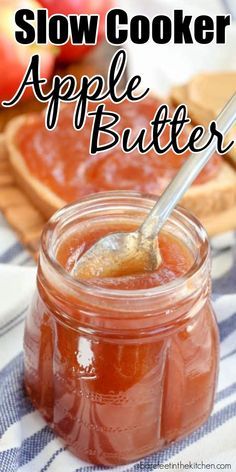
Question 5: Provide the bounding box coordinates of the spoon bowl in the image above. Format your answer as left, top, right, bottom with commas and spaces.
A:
73, 230, 161, 279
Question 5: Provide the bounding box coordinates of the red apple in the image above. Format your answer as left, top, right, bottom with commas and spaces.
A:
0, 0, 56, 103
39, 0, 112, 63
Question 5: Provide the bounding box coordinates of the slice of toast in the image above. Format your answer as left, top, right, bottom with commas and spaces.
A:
170, 72, 236, 168
1, 130, 235, 256
4, 114, 236, 223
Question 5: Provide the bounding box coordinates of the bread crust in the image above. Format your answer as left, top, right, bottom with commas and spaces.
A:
5, 116, 65, 219
4, 113, 236, 221
181, 163, 236, 217
170, 75, 236, 170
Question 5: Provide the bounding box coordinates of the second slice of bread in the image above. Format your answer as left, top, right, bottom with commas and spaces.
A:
170, 72, 236, 169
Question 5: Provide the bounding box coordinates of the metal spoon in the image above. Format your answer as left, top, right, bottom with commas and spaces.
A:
72, 93, 236, 280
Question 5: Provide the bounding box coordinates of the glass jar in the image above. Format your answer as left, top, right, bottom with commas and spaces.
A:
24, 191, 219, 466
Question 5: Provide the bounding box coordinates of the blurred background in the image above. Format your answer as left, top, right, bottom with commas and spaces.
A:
0, 0, 236, 128
119, 0, 236, 95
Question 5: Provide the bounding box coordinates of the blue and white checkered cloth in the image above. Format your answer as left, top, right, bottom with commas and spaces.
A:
0, 210, 236, 472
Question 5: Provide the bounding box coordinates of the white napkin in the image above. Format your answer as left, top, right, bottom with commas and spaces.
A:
0, 264, 36, 326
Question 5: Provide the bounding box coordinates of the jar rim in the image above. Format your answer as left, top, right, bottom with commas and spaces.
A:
40, 191, 210, 306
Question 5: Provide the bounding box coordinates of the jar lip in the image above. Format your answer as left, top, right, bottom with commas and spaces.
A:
40, 191, 210, 302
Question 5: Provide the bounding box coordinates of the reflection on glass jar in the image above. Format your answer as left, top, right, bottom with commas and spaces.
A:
24, 191, 219, 466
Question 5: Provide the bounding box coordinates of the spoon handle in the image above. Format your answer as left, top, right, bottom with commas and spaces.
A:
141, 93, 236, 238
